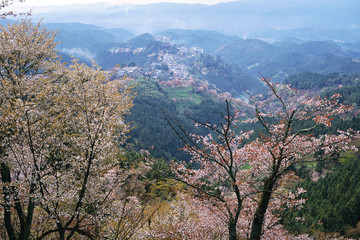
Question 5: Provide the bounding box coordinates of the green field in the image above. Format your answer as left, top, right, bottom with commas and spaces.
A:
164, 87, 207, 112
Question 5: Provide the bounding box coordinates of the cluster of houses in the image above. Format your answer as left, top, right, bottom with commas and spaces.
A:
113, 42, 205, 81
110, 41, 251, 111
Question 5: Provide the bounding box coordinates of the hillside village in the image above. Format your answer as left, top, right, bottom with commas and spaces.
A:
110, 41, 246, 104
112, 43, 203, 82
110, 42, 255, 109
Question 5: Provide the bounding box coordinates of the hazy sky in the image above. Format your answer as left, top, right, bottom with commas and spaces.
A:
12, 0, 238, 6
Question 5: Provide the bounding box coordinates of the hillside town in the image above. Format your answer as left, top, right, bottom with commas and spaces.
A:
112, 43, 204, 83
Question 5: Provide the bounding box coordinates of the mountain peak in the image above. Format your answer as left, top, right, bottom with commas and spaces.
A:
126, 33, 157, 48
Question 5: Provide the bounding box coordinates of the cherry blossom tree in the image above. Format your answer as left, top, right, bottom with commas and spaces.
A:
246, 78, 356, 239
144, 193, 227, 240
99, 159, 162, 240
0, 19, 59, 240
170, 78, 357, 240
0, 20, 134, 239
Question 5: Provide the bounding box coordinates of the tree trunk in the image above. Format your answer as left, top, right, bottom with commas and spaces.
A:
249, 178, 274, 240
58, 228, 65, 240
229, 220, 237, 240
1, 162, 35, 240
1, 163, 16, 240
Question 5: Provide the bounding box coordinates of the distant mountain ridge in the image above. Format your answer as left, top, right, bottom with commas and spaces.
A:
21, 0, 360, 43
215, 39, 360, 81
43, 22, 134, 61
3, 19, 358, 84
156, 29, 240, 53
48, 23, 360, 83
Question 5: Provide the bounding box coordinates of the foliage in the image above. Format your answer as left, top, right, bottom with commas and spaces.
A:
283, 150, 360, 238
0, 20, 135, 239
284, 72, 360, 90
147, 158, 173, 181
143, 193, 227, 240
322, 85, 360, 107
126, 78, 231, 161
125, 79, 188, 160
169, 78, 357, 240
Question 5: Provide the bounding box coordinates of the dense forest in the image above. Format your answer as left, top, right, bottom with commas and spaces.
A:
125, 78, 231, 160
284, 72, 360, 90
283, 150, 360, 239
